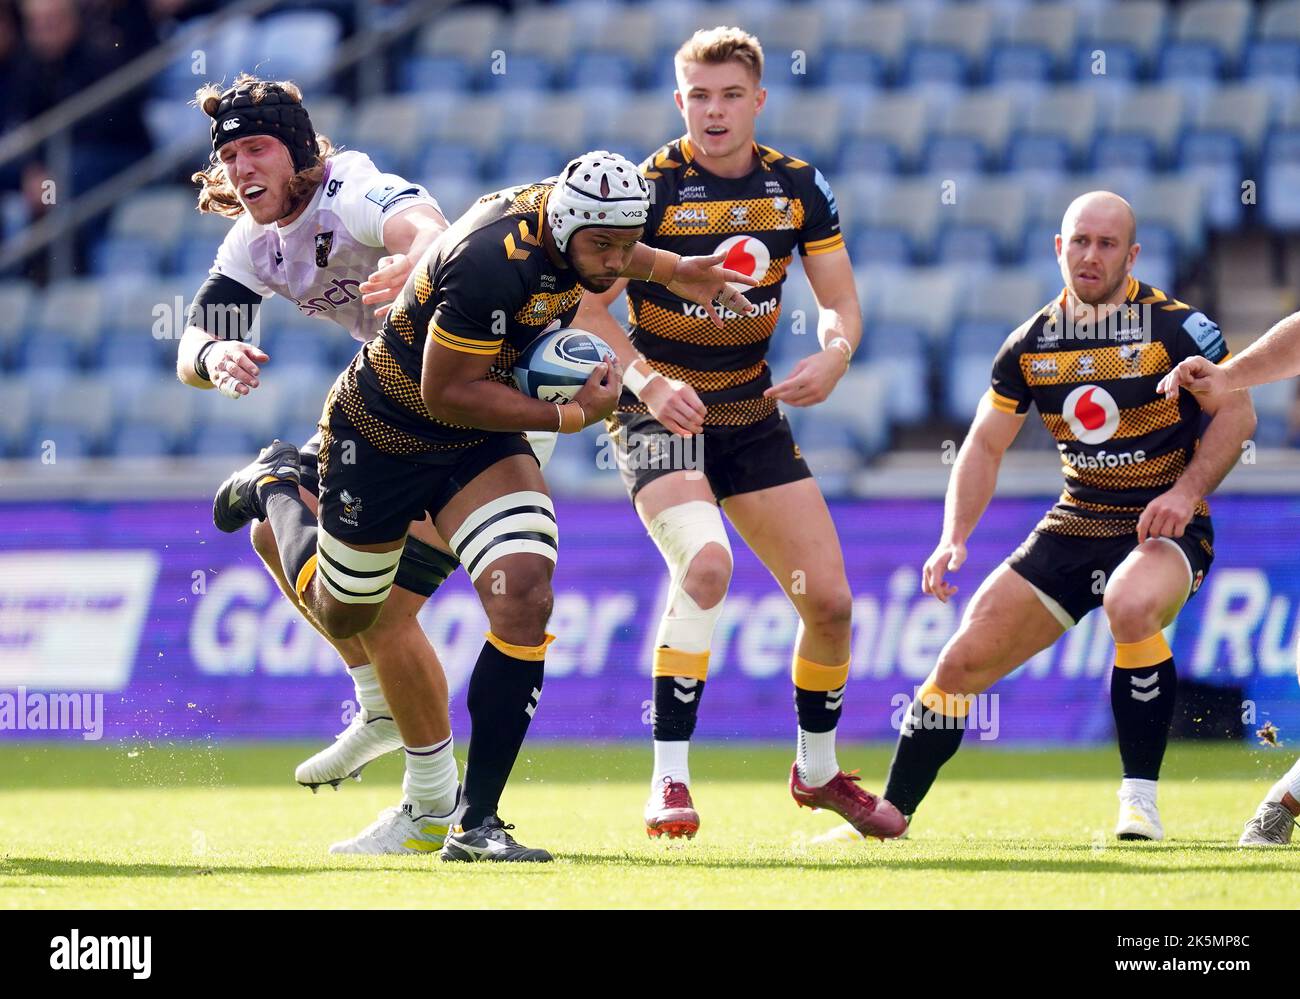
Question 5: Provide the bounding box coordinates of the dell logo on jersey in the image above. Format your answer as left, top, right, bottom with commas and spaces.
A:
295, 277, 362, 316
222, 117, 240, 131
673, 207, 708, 225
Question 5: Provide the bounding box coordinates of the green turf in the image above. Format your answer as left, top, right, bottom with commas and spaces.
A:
1, 742, 1296, 909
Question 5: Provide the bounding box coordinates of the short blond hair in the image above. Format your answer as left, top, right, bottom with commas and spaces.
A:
674, 26, 763, 84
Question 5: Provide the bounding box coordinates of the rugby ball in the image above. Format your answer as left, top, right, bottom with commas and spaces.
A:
513, 328, 616, 403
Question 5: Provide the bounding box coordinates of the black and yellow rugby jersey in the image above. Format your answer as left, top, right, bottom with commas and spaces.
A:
618, 136, 845, 427
325, 179, 582, 462
988, 276, 1231, 537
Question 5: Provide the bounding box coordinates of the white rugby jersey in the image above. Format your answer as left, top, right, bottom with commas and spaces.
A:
208, 150, 440, 344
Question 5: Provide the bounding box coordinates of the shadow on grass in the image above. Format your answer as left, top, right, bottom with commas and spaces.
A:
0, 857, 437, 880
555, 843, 1300, 876
4, 843, 1293, 882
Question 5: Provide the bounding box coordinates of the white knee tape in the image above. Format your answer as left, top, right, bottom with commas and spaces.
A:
316, 527, 403, 605
449, 490, 558, 582
647, 500, 732, 654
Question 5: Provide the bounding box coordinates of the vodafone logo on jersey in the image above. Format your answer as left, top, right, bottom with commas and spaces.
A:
1062, 384, 1120, 444
714, 235, 769, 282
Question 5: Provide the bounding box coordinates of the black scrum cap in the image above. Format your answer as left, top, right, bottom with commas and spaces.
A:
210, 82, 317, 173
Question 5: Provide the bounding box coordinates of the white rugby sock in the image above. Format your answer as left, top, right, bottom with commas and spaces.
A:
1265, 755, 1300, 804
347, 663, 390, 716
1120, 777, 1158, 803
652, 740, 691, 789
402, 737, 459, 816
796, 728, 839, 787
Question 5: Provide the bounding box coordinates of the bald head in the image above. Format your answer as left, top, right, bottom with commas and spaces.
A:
1057, 190, 1140, 307
1062, 191, 1136, 248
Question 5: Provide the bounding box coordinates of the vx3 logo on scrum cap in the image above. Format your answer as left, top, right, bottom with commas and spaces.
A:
50, 930, 151, 979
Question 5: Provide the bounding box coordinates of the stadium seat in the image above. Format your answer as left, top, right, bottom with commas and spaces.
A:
352, 95, 435, 176
108, 424, 175, 460
570, 5, 657, 66
0, 377, 32, 457
0, 281, 34, 367
433, 97, 508, 156
418, 5, 503, 66
245, 11, 342, 85
598, 95, 683, 159
1078, 0, 1169, 75
819, 48, 887, 93
938, 178, 1030, 264
956, 268, 1049, 340
34, 281, 103, 356
419, 142, 484, 183
123, 381, 195, 453
510, 93, 589, 157
924, 90, 1015, 173
91, 236, 167, 278
188, 424, 259, 458
27, 424, 92, 461
909, 2, 995, 85
31, 376, 115, 453
1009, 85, 1100, 171
839, 92, 930, 173
399, 55, 474, 95
766, 92, 842, 162
1143, 176, 1207, 257
111, 189, 191, 251
1172, 0, 1254, 69
988, 1, 1080, 83
143, 99, 212, 153
874, 267, 962, 345
855, 178, 945, 264
504, 5, 576, 68
1262, 130, 1300, 231
1188, 83, 1272, 159
945, 348, 997, 422
152, 15, 256, 100
1094, 85, 1185, 167
490, 141, 566, 186
566, 51, 638, 92
1247, 1, 1300, 95
822, 1, 908, 78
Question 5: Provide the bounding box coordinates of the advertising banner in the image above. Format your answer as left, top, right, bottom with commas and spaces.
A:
1, 497, 1298, 742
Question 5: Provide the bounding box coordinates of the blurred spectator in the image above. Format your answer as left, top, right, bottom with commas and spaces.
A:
10, 0, 154, 277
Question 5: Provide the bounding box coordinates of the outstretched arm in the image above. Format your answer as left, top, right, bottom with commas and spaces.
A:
923, 397, 1026, 602
765, 247, 860, 407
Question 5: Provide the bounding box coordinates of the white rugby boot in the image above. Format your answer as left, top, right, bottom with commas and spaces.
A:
1115, 787, 1164, 841
328, 798, 461, 855
1239, 800, 1296, 847
296, 709, 402, 791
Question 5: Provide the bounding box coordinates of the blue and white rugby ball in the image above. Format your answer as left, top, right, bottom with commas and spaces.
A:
513, 328, 616, 403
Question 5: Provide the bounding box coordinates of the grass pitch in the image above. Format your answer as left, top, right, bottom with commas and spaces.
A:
1, 742, 1296, 909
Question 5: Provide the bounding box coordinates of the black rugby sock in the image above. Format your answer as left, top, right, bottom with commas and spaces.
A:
259, 482, 318, 591
460, 633, 550, 830
1111, 651, 1178, 780
882, 683, 969, 817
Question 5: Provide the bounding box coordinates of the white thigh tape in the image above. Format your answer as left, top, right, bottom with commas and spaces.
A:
316, 527, 403, 605
449, 490, 559, 582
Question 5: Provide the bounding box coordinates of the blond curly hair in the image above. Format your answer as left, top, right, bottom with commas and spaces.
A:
190, 73, 338, 219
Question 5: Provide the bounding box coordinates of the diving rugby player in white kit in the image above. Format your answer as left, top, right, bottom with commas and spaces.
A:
176, 74, 496, 854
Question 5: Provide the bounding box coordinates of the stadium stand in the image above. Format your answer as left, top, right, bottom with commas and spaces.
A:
0, 0, 1297, 478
